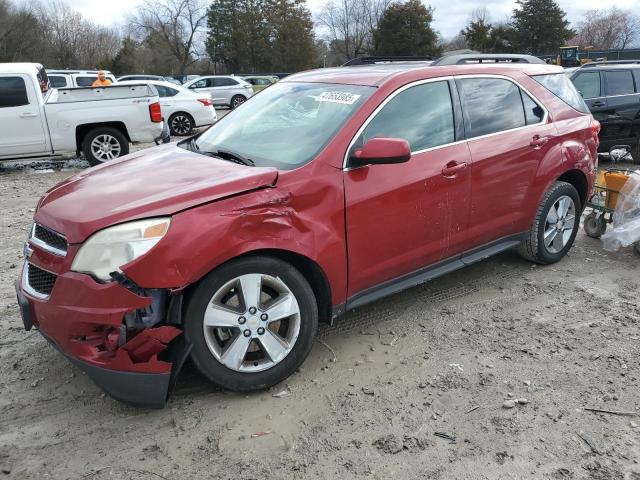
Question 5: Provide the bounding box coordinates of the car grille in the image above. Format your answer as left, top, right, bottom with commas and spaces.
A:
26, 263, 57, 297
32, 223, 67, 255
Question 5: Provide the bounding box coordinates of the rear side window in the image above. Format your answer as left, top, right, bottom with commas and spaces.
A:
572, 72, 601, 99
604, 70, 635, 95
533, 73, 589, 113
75, 76, 95, 87
457, 78, 526, 138
359, 81, 455, 152
155, 85, 178, 97
49, 75, 68, 89
0, 77, 29, 107
212, 77, 239, 87
521, 91, 544, 125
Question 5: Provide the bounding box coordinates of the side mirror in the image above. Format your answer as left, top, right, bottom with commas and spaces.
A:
351, 137, 411, 166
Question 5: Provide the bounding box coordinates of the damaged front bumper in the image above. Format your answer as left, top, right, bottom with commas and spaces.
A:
15, 266, 191, 408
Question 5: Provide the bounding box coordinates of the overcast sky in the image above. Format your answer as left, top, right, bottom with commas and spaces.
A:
17, 0, 639, 39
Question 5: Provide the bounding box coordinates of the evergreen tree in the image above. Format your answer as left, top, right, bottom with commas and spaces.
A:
512, 0, 573, 54
374, 0, 439, 57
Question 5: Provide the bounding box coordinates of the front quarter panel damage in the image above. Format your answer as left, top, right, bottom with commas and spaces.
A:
121, 161, 348, 307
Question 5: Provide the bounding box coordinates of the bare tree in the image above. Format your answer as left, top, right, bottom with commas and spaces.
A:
575, 7, 640, 50
130, 0, 208, 74
318, 0, 389, 60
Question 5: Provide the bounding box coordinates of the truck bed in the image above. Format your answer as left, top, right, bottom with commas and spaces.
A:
46, 84, 158, 104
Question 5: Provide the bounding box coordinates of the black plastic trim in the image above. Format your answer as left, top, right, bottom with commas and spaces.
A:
15, 279, 34, 331
344, 234, 524, 312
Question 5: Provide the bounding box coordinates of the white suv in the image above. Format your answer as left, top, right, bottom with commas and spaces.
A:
183, 75, 254, 109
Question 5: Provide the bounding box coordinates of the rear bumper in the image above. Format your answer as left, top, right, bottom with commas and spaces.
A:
15, 266, 190, 408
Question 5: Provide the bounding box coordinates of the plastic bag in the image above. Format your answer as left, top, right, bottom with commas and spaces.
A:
601, 170, 640, 251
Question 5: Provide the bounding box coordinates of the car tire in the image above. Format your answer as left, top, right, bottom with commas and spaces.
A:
82, 126, 129, 166
230, 95, 246, 109
583, 211, 607, 238
518, 181, 581, 264
184, 256, 318, 392
168, 112, 194, 136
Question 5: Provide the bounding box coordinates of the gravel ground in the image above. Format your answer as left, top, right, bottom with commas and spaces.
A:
0, 152, 639, 480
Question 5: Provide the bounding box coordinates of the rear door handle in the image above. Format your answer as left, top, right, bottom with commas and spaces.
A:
20, 112, 38, 118
441, 161, 468, 177
530, 135, 550, 148
591, 101, 606, 107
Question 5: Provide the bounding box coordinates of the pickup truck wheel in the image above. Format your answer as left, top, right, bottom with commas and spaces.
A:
184, 256, 318, 392
168, 112, 194, 136
230, 95, 246, 109
82, 127, 129, 166
518, 181, 580, 264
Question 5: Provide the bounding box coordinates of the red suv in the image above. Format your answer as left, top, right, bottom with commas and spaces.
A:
16, 55, 599, 407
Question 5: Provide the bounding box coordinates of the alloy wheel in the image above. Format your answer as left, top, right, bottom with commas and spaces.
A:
170, 115, 192, 135
90, 134, 121, 162
202, 273, 301, 373
544, 195, 576, 254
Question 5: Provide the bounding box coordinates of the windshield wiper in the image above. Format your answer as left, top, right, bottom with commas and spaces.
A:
208, 148, 255, 166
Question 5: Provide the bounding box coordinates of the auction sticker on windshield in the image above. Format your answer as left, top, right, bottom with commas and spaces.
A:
315, 92, 361, 105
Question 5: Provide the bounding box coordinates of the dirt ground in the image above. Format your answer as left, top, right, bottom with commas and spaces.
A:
1, 154, 639, 480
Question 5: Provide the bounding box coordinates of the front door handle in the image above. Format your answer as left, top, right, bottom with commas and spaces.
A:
20, 112, 38, 118
530, 135, 550, 148
591, 101, 606, 107
442, 161, 468, 177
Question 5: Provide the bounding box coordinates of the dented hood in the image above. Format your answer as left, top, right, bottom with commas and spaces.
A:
35, 144, 278, 243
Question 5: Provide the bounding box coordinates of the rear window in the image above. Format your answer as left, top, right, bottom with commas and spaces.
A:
603, 70, 635, 95
75, 76, 95, 87
0, 76, 29, 107
533, 73, 589, 113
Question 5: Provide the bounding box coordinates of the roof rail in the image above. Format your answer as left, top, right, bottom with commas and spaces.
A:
343, 56, 434, 66
580, 60, 640, 68
431, 54, 546, 66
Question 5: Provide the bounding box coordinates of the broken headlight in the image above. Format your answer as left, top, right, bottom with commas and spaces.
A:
71, 218, 171, 282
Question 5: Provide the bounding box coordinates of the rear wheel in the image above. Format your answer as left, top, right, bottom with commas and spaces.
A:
168, 112, 194, 136
583, 211, 607, 238
81, 127, 129, 166
230, 95, 246, 109
184, 256, 318, 392
518, 181, 581, 264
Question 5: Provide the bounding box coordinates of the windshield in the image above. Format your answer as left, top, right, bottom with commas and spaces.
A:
189, 82, 374, 169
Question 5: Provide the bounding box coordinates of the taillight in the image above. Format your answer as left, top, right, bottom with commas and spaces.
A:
591, 119, 600, 148
197, 98, 212, 106
149, 102, 162, 122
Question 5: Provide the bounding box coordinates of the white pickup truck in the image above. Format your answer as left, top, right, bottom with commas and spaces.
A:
0, 63, 169, 165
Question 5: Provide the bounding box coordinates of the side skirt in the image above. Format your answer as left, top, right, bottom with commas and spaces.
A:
338, 234, 525, 314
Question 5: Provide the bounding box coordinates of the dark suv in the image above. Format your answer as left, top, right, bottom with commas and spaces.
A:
569, 61, 640, 162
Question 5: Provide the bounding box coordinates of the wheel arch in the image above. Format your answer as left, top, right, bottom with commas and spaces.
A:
75, 122, 131, 152
557, 169, 588, 210
183, 248, 333, 325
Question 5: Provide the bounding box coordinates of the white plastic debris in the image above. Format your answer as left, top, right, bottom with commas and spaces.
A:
601, 171, 640, 252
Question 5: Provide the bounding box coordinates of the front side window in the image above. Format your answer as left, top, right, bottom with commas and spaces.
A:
572, 72, 601, 99
190, 82, 373, 169
190, 79, 209, 89
357, 81, 455, 152
0, 76, 29, 107
604, 70, 635, 96
533, 73, 589, 113
457, 78, 526, 138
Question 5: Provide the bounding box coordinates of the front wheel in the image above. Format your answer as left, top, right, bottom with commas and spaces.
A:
184, 256, 318, 392
81, 127, 129, 166
230, 95, 246, 109
518, 181, 581, 264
